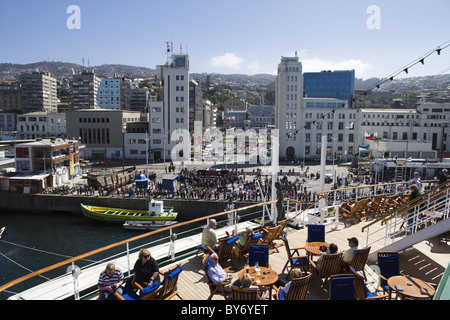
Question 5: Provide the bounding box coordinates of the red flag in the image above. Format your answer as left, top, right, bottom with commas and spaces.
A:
365, 134, 374, 140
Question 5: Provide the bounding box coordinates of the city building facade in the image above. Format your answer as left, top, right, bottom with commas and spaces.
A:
150, 54, 190, 162
0, 82, 22, 111
72, 71, 101, 109
20, 72, 58, 113
66, 109, 142, 160
16, 112, 66, 140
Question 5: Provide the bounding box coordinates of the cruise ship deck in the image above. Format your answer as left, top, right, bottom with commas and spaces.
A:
159, 218, 449, 300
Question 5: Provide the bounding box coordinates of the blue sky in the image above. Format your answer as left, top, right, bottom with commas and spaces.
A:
0, 0, 449, 79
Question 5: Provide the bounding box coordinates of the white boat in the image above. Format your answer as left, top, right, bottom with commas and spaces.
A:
123, 220, 178, 231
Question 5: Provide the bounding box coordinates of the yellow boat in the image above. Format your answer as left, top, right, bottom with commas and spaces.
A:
80, 200, 177, 223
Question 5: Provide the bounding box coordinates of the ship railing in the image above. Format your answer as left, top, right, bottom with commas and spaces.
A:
0, 198, 276, 300
360, 180, 450, 249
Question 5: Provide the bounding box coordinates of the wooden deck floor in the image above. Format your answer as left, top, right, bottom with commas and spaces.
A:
161, 219, 450, 300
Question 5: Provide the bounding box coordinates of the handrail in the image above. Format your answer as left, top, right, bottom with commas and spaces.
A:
361, 180, 450, 232
0, 199, 277, 295
382, 182, 450, 224
316, 179, 437, 197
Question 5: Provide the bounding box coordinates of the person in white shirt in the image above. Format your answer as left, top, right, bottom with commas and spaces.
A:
342, 237, 359, 264
206, 253, 234, 285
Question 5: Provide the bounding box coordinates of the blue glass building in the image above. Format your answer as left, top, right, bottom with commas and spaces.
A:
303, 70, 355, 107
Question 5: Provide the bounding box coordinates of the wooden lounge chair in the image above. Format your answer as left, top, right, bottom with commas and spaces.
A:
274, 274, 312, 300
281, 234, 310, 277
345, 246, 371, 280
202, 254, 231, 300
340, 198, 371, 224
338, 200, 355, 222
310, 252, 343, 292
377, 195, 399, 218
259, 224, 283, 253
362, 195, 383, 220
275, 219, 289, 240
234, 232, 264, 261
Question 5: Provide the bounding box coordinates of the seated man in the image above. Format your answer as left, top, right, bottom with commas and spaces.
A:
98, 262, 124, 300
202, 219, 219, 252
206, 253, 236, 289
342, 237, 359, 265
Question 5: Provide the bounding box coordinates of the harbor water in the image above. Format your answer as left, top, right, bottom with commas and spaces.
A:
0, 211, 174, 300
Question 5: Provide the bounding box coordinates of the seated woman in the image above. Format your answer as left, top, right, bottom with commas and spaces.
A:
316, 243, 338, 270
282, 268, 303, 296
126, 248, 160, 289
239, 273, 266, 299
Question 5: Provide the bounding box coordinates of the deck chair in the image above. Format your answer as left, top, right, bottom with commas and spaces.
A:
281, 234, 310, 276
230, 286, 261, 300
274, 274, 312, 300
275, 219, 289, 240
202, 254, 231, 300
350, 267, 388, 300
338, 200, 355, 221
377, 252, 401, 295
113, 286, 141, 300
306, 224, 325, 243
234, 232, 263, 261
140, 264, 183, 300
341, 198, 371, 224
345, 246, 371, 280
377, 196, 398, 218
310, 252, 343, 292
248, 245, 269, 267
328, 275, 355, 300
259, 224, 283, 252
362, 195, 383, 220
208, 235, 239, 270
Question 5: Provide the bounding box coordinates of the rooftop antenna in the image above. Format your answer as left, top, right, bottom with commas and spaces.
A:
82, 57, 85, 67
165, 41, 173, 64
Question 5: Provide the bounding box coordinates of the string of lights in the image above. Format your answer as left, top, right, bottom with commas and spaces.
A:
285, 40, 450, 139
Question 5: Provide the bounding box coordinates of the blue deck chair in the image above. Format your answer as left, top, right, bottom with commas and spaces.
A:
281, 234, 310, 276
307, 224, 325, 243
377, 252, 400, 295
350, 267, 388, 300
113, 286, 141, 300
195, 244, 210, 256
248, 245, 269, 267
328, 275, 355, 300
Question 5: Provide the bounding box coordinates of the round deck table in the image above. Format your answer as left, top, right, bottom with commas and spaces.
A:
304, 242, 329, 259
387, 275, 435, 300
238, 266, 278, 299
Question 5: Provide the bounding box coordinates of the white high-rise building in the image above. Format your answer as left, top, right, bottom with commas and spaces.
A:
276, 55, 354, 161
149, 53, 190, 162
275, 55, 303, 159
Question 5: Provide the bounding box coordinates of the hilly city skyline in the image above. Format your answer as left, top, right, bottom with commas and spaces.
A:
1, 1, 449, 79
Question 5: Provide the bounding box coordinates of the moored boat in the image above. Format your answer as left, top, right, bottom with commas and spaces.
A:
123, 220, 178, 231
80, 200, 177, 223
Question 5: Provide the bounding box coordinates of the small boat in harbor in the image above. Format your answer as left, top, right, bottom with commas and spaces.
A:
123, 220, 178, 231
80, 200, 177, 223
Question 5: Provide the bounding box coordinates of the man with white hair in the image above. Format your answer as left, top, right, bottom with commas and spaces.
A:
438, 169, 449, 185
201, 219, 219, 251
